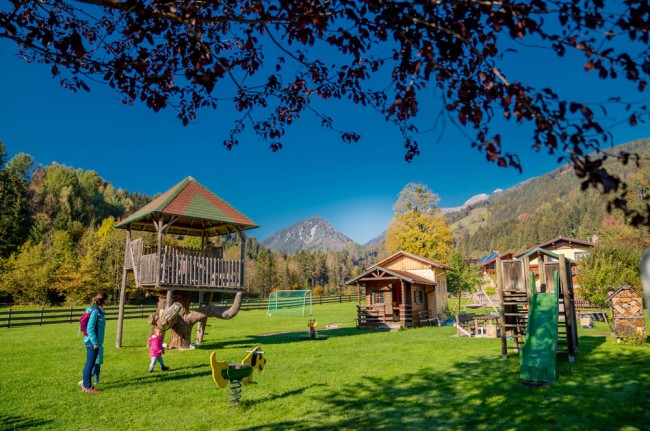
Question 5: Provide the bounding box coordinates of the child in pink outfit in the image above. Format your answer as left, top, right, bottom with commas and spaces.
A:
148, 327, 169, 372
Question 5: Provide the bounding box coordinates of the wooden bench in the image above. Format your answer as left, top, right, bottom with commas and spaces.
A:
577, 309, 608, 323
418, 310, 441, 326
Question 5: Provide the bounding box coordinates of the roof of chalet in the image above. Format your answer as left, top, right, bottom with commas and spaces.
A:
478, 252, 514, 268
514, 236, 594, 258
369, 250, 453, 271
345, 266, 437, 286
479, 251, 499, 264
115, 177, 258, 236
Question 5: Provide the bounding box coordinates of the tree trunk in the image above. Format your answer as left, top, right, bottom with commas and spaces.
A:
151, 291, 244, 350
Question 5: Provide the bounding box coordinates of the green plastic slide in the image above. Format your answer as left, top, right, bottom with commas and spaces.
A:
520, 271, 560, 383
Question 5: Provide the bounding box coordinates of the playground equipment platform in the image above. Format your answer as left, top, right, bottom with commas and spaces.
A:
497, 249, 578, 383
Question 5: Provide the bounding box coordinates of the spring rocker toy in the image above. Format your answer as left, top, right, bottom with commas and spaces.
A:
210, 346, 266, 406
301, 319, 327, 340
308, 319, 318, 339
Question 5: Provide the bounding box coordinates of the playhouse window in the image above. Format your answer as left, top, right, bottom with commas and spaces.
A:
372, 291, 385, 304
414, 290, 424, 304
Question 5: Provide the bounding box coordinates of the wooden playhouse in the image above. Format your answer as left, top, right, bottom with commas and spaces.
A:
346, 251, 452, 330
113, 177, 258, 348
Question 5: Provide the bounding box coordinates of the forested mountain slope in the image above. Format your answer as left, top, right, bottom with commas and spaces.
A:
451, 138, 650, 257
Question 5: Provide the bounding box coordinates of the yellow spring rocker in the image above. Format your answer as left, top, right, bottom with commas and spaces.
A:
210, 346, 267, 406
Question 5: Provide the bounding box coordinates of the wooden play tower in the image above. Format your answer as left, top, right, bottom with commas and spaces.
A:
497, 248, 578, 361
114, 177, 258, 347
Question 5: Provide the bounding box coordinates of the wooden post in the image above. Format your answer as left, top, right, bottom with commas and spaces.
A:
538, 253, 547, 293
166, 289, 173, 305
196, 291, 213, 344
480, 285, 498, 313
116, 228, 131, 348
559, 255, 576, 362
523, 256, 531, 303
514, 257, 531, 352
497, 257, 507, 358
400, 280, 406, 327
642, 250, 650, 337
238, 230, 246, 288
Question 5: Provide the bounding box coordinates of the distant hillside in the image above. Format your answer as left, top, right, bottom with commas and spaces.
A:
451, 138, 650, 257
262, 216, 356, 254
364, 231, 386, 247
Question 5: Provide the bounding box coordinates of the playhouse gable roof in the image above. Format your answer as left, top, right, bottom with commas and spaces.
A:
369, 250, 453, 271
115, 177, 258, 236
345, 266, 437, 286
517, 247, 562, 261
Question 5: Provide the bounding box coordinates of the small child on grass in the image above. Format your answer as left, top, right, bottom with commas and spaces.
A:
148, 327, 169, 373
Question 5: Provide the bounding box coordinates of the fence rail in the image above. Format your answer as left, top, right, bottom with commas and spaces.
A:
0, 294, 357, 328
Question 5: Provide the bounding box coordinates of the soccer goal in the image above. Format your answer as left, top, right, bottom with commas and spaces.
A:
267, 290, 313, 317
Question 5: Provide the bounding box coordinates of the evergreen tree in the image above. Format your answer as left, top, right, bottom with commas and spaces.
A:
0, 144, 32, 258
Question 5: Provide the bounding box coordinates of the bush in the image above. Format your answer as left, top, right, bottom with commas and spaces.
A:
576, 245, 642, 307
618, 328, 648, 346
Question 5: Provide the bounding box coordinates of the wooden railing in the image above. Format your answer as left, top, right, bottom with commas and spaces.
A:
400, 304, 413, 328
574, 298, 600, 309
137, 250, 242, 289
139, 254, 159, 285
161, 253, 241, 287
356, 305, 386, 327
356, 304, 416, 328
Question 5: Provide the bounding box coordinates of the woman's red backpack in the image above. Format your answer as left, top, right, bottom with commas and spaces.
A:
79, 306, 101, 336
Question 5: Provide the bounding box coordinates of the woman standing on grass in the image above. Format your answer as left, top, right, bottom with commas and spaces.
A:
81, 291, 107, 394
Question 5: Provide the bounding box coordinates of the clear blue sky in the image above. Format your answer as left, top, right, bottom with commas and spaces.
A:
1, 31, 646, 244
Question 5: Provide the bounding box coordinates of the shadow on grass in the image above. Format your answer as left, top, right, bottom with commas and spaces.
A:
0, 414, 52, 430
199, 327, 374, 350
108, 364, 213, 389
244, 384, 327, 408
236, 335, 650, 431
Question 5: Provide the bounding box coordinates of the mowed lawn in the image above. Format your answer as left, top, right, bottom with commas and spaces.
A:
1, 302, 649, 431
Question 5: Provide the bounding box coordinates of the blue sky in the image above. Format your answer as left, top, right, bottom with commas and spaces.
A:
1, 28, 646, 245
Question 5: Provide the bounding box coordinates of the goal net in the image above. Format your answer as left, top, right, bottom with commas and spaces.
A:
267, 290, 313, 317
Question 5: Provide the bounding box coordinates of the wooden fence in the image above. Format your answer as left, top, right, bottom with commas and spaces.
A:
0, 294, 357, 328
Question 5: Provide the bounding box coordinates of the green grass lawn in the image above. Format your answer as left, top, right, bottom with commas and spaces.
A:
1, 302, 649, 431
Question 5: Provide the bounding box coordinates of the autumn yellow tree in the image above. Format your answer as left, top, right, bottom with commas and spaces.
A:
386, 183, 452, 263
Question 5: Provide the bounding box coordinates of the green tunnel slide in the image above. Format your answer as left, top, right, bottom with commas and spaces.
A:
520, 271, 560, 383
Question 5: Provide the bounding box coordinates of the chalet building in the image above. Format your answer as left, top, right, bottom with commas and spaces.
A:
477, 237, 594, 292
346, 251, 452, 329
514, 236, 595, 265
478, 251, 513, 281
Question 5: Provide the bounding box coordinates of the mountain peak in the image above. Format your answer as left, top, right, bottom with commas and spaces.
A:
262, 217, 355, 254
441, 193, 491, 214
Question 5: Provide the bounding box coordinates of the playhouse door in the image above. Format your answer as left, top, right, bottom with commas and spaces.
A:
392, 285, 402, 321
